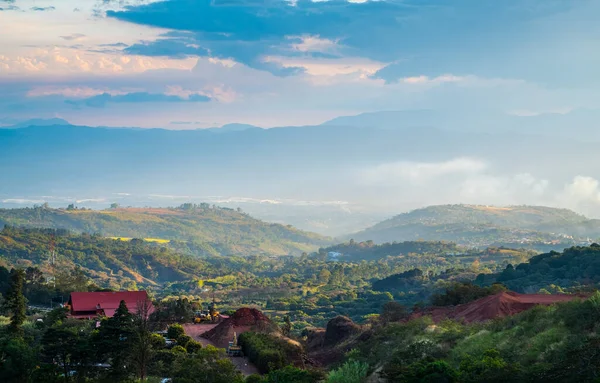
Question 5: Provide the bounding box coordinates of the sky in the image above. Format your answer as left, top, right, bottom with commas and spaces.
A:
2, 0, 600, 129
4, 0, 600, 224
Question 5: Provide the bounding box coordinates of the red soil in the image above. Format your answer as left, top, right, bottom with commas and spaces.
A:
412, 292, 583, 323
202, 308, 276, 348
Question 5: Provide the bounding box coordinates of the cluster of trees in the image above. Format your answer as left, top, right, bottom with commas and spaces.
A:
476, 244, 600, 293
237, 332, 300, 373
430, 283, 507, 307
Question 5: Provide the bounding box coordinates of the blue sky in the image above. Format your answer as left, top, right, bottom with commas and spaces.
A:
1, 0, 600, 128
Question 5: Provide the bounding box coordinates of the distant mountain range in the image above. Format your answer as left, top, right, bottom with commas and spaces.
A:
2, 110, 600, 235
0, 205, 331, 256
352, 204, 600, 250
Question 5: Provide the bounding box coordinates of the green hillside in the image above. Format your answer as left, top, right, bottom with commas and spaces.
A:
352, 204, 600, 249
0, 204, 331, 256
0, 226, 213, 289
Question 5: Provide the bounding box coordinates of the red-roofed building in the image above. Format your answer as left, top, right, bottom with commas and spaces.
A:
67, 291, 153, 319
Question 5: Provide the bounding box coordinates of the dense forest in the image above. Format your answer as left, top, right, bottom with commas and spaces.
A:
353, 204, 600, 249
0, 204, 330, 256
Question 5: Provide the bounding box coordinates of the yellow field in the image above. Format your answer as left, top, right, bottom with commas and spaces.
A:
109, 237, 171, 244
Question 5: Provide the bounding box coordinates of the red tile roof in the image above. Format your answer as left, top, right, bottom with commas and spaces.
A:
68, 291, 152, 317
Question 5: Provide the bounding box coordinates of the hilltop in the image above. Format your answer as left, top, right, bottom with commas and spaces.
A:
352, 204, 600, 249
0, 204, 330, 256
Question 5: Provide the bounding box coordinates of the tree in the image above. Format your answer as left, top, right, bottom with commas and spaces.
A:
327, 360, 369, 383
0, 335, 38, 382
132, 299, 154, 381
110, 203, 119, 209
4, 269, 26, 335
96, 300, 135, 380
318, 269, 331, 285
168, 323, 185, 340
380, 301, 408, 324
41, 326, 78, 382
171, 345, 244, 383
281, 315, 292, 337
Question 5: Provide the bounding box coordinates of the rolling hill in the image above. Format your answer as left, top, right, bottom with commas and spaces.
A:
0, 226, 210, 288
0, 204, 331, 256
352, 204, 600, 249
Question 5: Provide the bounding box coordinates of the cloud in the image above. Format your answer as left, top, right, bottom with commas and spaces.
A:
558, 176, 600, 214
27, 86, 126, 98
0, 4, 19, 11
67, 91, 211, 108
60, 33, 86, 41
30, 6, 55, 12
104, 0, 599, 85
358, 157, 554, 209
0, 47, 198, 76
362, 158, 487, 185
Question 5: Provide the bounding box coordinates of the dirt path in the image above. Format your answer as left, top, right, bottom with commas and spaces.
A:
183, 324, 260, 376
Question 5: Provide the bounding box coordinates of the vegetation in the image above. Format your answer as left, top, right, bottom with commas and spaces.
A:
476, 243, 600, 293
0, 226, 536, 329
0, 204, 330, 256
326, 360, 369, 383
350, 292, 600, 382
238, 332, 299, 373
353, 204, 599, 250
0, 274, 243, 383
430, 283, 507, 306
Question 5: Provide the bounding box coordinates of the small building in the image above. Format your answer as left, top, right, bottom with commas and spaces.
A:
67, 291, 152, 319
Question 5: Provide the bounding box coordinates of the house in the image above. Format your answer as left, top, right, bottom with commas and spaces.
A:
66, 291, 152, 319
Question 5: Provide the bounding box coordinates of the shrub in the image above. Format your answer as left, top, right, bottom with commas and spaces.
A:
245, 374, 264, 383
265, 366, 325, 383
168, 323, 185, 339
238, 332, 299, 374
150, 333, 166, 349
186, 340, 203, 353
177, 334, 193, 348
327, 360, 369, 383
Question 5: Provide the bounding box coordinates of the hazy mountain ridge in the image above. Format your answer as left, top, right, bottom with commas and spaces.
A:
3, 111, 600, 230
0, 205, 331, 256
353, 204, 600, 249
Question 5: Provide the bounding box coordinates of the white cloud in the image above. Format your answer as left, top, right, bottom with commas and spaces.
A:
0, 47, 197, 77
358, 158, 554, 209
262, 55, 385, 78
362, 158, 487, 185
288, 35, 339, 54
26, 86, 129, 98
402, 75, 464, 85
558, 176, 600, 213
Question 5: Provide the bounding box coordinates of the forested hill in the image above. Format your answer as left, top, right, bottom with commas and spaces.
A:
352, 204, 600, 249
0, 205, 331, 256
476, 244, 600, 294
